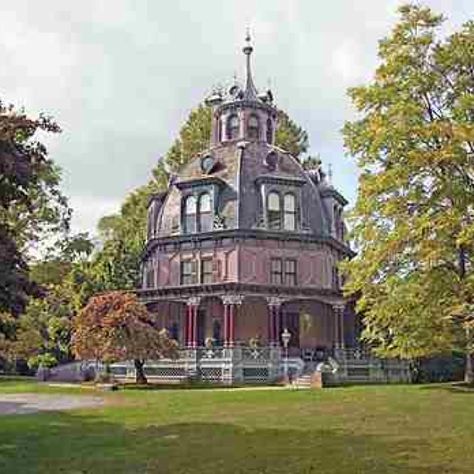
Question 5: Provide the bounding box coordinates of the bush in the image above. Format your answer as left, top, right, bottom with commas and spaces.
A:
412, 353, 465, 383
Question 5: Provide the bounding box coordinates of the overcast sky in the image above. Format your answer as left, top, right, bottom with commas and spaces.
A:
1, 0, 472, 235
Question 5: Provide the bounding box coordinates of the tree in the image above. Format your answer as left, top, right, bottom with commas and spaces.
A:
0, 100, 70, 316
342, 5, 474, 381
2, 233, 95, 369
72, 291, 177, 384
275, 109, 309, 158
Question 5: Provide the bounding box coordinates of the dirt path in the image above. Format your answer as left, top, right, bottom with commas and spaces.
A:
0, 393, 105, 415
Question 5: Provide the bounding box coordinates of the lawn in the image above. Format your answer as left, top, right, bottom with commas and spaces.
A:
0, 379, 473, 473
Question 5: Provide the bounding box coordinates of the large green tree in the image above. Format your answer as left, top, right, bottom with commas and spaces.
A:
342, 5, 474, 381
4, 233, 95, 369
93, 103, 310, 290
0, 101, 70, 317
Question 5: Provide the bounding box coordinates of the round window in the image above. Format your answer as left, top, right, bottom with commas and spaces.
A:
201, 155, 216, 174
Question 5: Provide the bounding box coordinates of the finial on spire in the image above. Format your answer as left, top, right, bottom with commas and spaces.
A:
328, 163, 333, 184
242, 29, 258, 100
243, 28, 253, 56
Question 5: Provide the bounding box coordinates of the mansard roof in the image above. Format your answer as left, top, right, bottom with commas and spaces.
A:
148, 35, 350, 252
155, 140, 332, 237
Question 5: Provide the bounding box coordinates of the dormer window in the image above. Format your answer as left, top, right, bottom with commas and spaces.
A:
262, 185, 301, 232
198, 193, 212, 232
247, 114, 260, 140
267, 191, 281, 230
182, 191, 215, 234
184, 195, 197, 233
283, 193, 296, 231
227, 114, 239, 140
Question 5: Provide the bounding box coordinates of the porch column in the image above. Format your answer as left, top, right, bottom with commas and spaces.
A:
267, 297, 283, 346
221, 295, 244, 347
186, 297, 201, 348
332, 303, 345, 349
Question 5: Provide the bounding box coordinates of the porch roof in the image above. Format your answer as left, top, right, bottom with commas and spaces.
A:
137, 282, 348, 306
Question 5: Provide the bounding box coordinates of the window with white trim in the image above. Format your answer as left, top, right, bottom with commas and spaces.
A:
283, 193, 296, 231
267, 191, 281, 230
180, 260, 197, 285
198, 193, 212, 232
184, 195, 197, 233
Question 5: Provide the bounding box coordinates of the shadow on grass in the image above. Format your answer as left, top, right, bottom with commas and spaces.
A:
120, 382, 281, 391
417, 381, 474, 394
0, 411, 451, 474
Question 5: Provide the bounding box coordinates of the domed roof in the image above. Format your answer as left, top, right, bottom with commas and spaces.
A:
149, 34, 348, 247
155, 141, 331, 237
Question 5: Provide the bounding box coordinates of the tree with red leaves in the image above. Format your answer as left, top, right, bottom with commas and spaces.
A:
72, 291, 177, 384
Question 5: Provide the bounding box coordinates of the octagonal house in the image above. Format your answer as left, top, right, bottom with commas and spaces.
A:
136, 37, 408, 385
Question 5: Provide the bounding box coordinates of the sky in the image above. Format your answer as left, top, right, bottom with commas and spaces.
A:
0, 0, 472, 236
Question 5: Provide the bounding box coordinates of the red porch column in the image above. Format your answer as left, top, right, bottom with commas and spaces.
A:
267, 297, 283, 346
186, 297, 201, 348
221, 295, 244, 347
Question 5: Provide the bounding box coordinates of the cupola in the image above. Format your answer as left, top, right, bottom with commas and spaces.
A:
205, 34, 278, 147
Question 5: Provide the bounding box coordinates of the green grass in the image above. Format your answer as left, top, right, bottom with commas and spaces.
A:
1, 379, 474, 473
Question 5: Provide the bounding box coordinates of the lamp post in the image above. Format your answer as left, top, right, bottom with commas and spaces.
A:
281, 328, 291, 382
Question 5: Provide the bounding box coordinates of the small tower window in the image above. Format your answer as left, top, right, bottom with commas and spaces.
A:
266, 118, 273, 144
247, 114, 260, 140
184, 195, 197, 233
283, 194, 297, 231
198, 193, 212, 232
227, 114, 240, 140
267, 191, 281, 230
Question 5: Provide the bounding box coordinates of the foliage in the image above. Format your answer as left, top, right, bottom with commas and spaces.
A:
72, 291, 177, 383
341, 5, 474, 379
0, 100, 70, 316
0, 233, 96, 368
275, 109, 309, 158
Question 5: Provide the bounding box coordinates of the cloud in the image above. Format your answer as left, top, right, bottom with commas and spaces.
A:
0, 0, 471, 234
68, 195, 121, 235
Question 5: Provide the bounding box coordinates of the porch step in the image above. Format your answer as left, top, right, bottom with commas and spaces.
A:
292, 374, 313, 389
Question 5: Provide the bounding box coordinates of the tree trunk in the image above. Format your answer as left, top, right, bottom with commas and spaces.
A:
465, 326, 474, 384
465, 352, 474, 385
134, 359, 148, 385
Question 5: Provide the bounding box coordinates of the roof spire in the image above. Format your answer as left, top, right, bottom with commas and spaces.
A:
242, 29, 258, 100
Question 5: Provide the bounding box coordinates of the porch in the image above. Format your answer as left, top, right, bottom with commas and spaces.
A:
108, 345, 411, 386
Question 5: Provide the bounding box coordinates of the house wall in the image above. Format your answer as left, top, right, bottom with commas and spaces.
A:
239, 240, 340, 289
151, 244, 239, 287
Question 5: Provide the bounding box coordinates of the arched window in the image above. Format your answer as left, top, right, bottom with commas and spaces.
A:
184, 195, 197, 233
267, 191, 281, 230
227, 114, 240, 140
198, 193, 212, 232
266, 118, 273, 144
283, 194, 297, 231
247, 114, 260, 140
